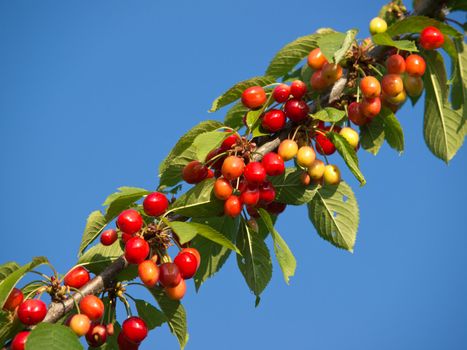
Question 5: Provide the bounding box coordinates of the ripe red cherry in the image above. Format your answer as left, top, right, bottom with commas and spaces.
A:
321, 63, 343, 84
272, 84, 290, 103
79, 295, 104, 321
261, 109, 286, 133
118, 332, 139, 350
143, 192, 169, 217
420, 26, 444, 50
310, 70, 328, 92
11, 331, 30, 350
138, 260, 160, 287
3, 288, 24, 311
261, 152, 285, 176
213, 178, 233, 200
246, 206, 259, 218
205, 147, 225, 170
17, 299, 47, 325
182, 160, 208, 184
360, 97, 382, 118
243, 162, 266, 185
265, 201, 287, 215
159, 263, 182, 288
405, 54, 426, 77
360, 76, 381, 98
284, 99, 310, 122
386, 54, 406, 74
64, 266, 91, 289
224, 195, 242, 217
240, 184, 260, 206
290, 80, 307, 99
100, 229, 117, 246
315, 133, 336, 155
122, 316, 148, 344
174, 252, 198, 279
221, 133, 240, 150
259, 181, 276, 204
180, 248, 201, 268
85, 323, 107, 347
381, 74, 404, 97
221, 156, 245, 180
117, 209, 143, 235
125, 237, 149, 264
307, 48, 327, 70
241, 86, 267, 109
122, 232, 133, 244
347, 102, 368, 126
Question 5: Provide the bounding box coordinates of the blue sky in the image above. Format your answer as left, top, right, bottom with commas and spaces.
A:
0, 1, 466, 349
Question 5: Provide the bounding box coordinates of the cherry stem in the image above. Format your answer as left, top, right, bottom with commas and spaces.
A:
368, 64, 383, 77
119, 294, 132, 318
29, 270, 52, 282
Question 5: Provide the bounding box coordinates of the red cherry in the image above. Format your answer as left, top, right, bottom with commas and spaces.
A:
122, 316, 148, 344
310, 70, 329, 92
259, 181, 276, 204
143, 192, 169, 217
243, 162, 266, 185
261, 109, 286, 133
315, 133, 336, 155
79, 295, 104, 321
221, 156, 245, 181
174, 252, 198, 279
284, 99, 309, 122
405, 54, 426, 77
246, 206, 259, 218
360, 97, 382, 118
17, 299, 47, 325
205, 147, 225, 170
261, 152, 285, 176
420, 26, 444, 50
240, 184, 260, 206
265, 201, 287, 215
118, 332, 139, 350
165, 278, 187, 301
241, 86, 267, 109
272, 84, 290, 103
85, 323, 107, 347
182, 160, 208, 184
100, 229, 117, 246
11, 331, 30, 350
122, 232, 133, 244
221, 133, 240, 150
347, 102, 368, 126
3, 288, 24, 312
224, 195, 242, 217
117, 209, 143, 235
180, 248, 201, 268
290, 80, 307, 99
386, 54, 406, 74
159, 263, 182, 288
125, 237, 149, 265
138, 260, 160, 287
64, 266, 91, 289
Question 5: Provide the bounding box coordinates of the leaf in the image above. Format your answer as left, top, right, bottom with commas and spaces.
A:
380, 107, 404, 153
134, 299, 167, 330
333, 29, 358, 63
169, 178, 223, 218
317, 29, 357, 63
236, 223, 272, 302
149, 287, 188, 349
209, 76, 276, 112
0, 310, 22, 346
258, 209, 296, 285
103, 187, 150, 221
327, 132, 366, 185
371, 32, 418, 52
0, 262, 19, 282
0, 257, 48, 309
166, 221, 240, 254
78, 210, 107, 257
269, 167, 319, 205
313, 107, 346, 122
451, 39, 466, 112
77, 241, 123, 275
386, 16, 462, 39
423, 50, 465, 162
307, 181, 359, 252
192, 131, 227, 161
25, 323, 83, 350
360, 115, 385, 155
224, 102, 248, 129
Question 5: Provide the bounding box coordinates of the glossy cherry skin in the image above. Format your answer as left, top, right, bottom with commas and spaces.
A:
310, 70, 328, 92
369, 17, 387, 34
240, 185, 260, 206
278, 139, 298, 161
360, 76, 381, 98
261, 152, 285, 176
118, 332, 140, 350
182, 160, 208, 184
323, 164, 341, 185
259, 181, 276, 204
261, 109, 286, 133
360, 97, 382, 119
420, 26, 444, 50
272, 84, 290, 103
221, 156, 245, 180
159, 263, 182, 288
213, 178, 233, 200
100, 229, 118, 246
404, 75, 424, 97
241, 86, 267, 109
122, 232, 133, 244
138, 260, 160, 287
321, 63, 343, 84
243, 162, 267, 185
290, 80, 307, 99
224, 195, 242, 217
296, 146, 316, 168
265, 201, 287, 215
246, 205, 259, 218
405, 54, 426, 77
307, 48, 327, 70
117, 209, 143, 235
381, 74, 404, 97
347, 102, 368, 126
122, 316, 148, 344
79, 295, 104, 321
3, 288, 23, 311
284, 99, 310, 122
69, 313, 91, 337
165, 278, 186, 301
125, 237, 150, 265
11, 331, 30, 350
180, 248, 201, 268
315, 134, 336, 155
174, 252, 198, 279
85, 323, 107, 347
221, 133, 240, 150
386, 54, 406, 74
205, 147, 225, 170
17, 299, 47, 325
64, 266, 90, 289
143, 192, 169, 217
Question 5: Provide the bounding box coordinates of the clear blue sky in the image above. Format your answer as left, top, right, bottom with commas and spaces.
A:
0, 1, 466, 349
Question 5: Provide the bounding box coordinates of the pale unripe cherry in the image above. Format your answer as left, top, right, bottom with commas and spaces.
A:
404, 75, 424, 97
323, 165, 341, 185
369, 17, 387, 35
278, 139, 298, 161
296, 146, 316, 168
307, 159, 325, 181
339, 127, 359, 149
383, 89, 407, 105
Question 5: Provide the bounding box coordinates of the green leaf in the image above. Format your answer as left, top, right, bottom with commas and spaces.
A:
313, 107, 346, 122
134, 299, 167, 330
333, 29, 358, 63
327, 132, 366, 185
224, 102, 248, 129
307, 181, 359, 252
78, 210, 107, 257
269, 167, 319, 205
317, 29, 357, 63
360, 115, 385, 155
21, 281, 45, 298
258, 209, 296, 285
166, 221, 240, 254
371, 32, 418, 52
380, 107, 404, 153
148, 287, 188, 350
77, 241, 123, 275
423, 50, 465, 162
0, 262, 19, 282
386, 16, 462, 39
236, 223, 272, 301
448, 0, 467, 11
209, 76, 276, 112
451, 40, 466, 112
0, 257, 48, 309
0, 310, 22, 346
25, 323, 83, 350
192, 131, 227, 161
169, 178, 223, 218
103, 187, 150, 221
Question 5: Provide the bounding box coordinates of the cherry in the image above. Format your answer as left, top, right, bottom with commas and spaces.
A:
404, 75, 424, 97
101, 229, 118, 246
174, 252, 198, 279
315, 134, 336, 155
69, 313, 91, 337
272, 84, 291, 103
420, 26, 444, 50
125, 237, 150, 265
386, 54, 406, 74
310, 70, 328, 92
360, 97, 381, 119
261, 152, 285, 176
323, 164, 341, 185
347, 102, 368, 126
138, 260, 160, 287
284, 99, 310, 122
64, 266, 91, 289
290, 80, 307, 99
241, 86, 267, 109
296, 146, 316, 167
307, 48, 327, 70
17, 299, 47, 325
213, 178, 233, 200
321, 63, 343, 84
246, 205, 259, 218
180, 248, 201, 268
259, 181, 276, 204
143, 192, 168, 217
182, 160, 208, 184
117, 209, 143, 235
307, 159, 325, 181
383, 89, 406, 105
118, 332, 140, 350
122, 232, 133, 244
405, 54, 426, 77
221, 133, 240, 150
300, 172, 311, 186
381, 73, 403, 96
278, 139, 298, 161
339, 127, 359, 149
265, 201, 287, 215
360, 76, 381, 98
106, 323, 115, 336
165, 278, 187, 301
3, 288, 23, 311
224, 195, 242, 217
205, 148, 225, 170
221, 156, 245, 180
122, 316, 148, 344
240, 184, 260, 206
244, 162, 266, 184
369, 17, 387, 34
159, 263, 182, 288
85, 323, 107, 347
261, 109, 286, 133
79, 295, 104, 321
11, 331, 30, 350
